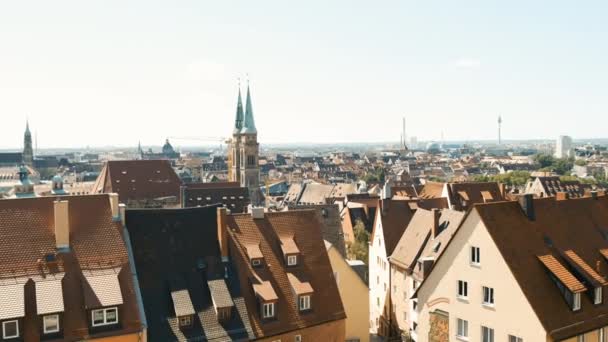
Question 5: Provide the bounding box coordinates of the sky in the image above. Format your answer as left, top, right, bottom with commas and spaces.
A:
1, 0, 607, 148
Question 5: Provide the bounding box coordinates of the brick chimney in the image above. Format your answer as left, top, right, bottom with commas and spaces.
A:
518, 194, 535, 221
217, 207, 229, 261
54, 200, 70, 249
109, 193, 120, 221
556, 192, 569, 201
432, 208, 441, 238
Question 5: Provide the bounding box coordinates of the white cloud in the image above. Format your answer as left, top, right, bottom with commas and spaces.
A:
453, 58, 481, 69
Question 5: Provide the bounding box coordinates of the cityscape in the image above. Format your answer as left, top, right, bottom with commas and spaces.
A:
1, 2, 608, 342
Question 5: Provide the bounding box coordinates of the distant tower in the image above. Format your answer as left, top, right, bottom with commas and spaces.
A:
137, 141, 144, 160
23, 120, 34, 167
402, 117, 408, 151
498, 115, 502, 145
229, 82, 244, 184
240, 82, 261, 206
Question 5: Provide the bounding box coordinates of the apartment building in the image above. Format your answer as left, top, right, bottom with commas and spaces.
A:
415, 193, 608, 342
0, 194, 145, 341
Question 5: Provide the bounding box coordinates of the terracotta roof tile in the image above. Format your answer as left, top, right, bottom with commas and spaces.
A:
538, 254, 587, 293
208, 279, 235, 309
35, 275, 65, 315
563, 250, 608, 287
287, 273, 314, 295
0, 283, 25, 320
171, 289, 196, 317
82, 268, 124, 309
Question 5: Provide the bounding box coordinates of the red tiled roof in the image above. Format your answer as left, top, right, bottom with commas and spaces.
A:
226, 210, 345, 338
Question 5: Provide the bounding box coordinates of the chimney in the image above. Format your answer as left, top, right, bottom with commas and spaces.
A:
217, 207, 229, 261
119, 203, 126, 226
518, 194, 535, 221
556, 192, 569, 201
499, 183, 506, 199
109, 193, 120, 221
54, 200, 70, 249
180, 185, 187, 208
591, 191, 598, 200
251, 207, 265, 219
432, 208, 441, 238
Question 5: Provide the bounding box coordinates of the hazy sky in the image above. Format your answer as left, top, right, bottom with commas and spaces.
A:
1, 1, 607, 148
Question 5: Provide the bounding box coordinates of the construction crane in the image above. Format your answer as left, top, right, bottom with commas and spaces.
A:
168, 135, 234, 181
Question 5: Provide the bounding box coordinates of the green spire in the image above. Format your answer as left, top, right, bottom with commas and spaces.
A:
233, 83, 244, 135
241, 83, 257, 134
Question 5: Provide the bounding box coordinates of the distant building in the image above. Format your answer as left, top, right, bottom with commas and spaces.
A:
555, 135, 574, 159
23, 120, 34, 166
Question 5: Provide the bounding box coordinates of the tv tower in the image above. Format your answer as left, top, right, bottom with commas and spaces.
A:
498, 115, 502, 145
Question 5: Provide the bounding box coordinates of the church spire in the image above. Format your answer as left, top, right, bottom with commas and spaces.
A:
23, 120, 33, 166
241, 80, 257, 134
233, 80, 244, 135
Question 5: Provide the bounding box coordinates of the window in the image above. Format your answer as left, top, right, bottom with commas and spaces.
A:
247, 155, 255, 166
91, 307, 119, 327
573, 292, 581, 311
483, 286, 494, 306
595, 287, 603, 305
299, 295, 311, 311
287, 255, 298, 266
412, 300, 418, 310
179, 316, 192, 327
43, 314, 60, 334
482, 326, 494, 342
457, 280, 468, 299
295, 335, 302, 342
403, 311, 407, 321
412, 279, 418, 291
262, 302, 275, 318
377, 297, 380, 307
509, 335, 523, 342
252, 259, 261, 267
471, 246, 480, 265
2, 320, 19, 339
456, 318, 468, 339
577, 335, 584, 342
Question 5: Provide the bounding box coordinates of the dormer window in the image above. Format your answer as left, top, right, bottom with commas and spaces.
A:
43, 314, 60, 334
91, 307, 118, 327
2, 320, 19, 339
299, 295, 311, 311
595, 287, 603, 305
280, 237, 301, 267
179, 315, 192, 327
262, 302, 275, 318
573, 292, 581, 311
246, 244, 264, 268
287, 255, 298, 266
538, 254, 587, 312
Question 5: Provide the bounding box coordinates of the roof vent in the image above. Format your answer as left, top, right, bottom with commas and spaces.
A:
251, 207, 264, 219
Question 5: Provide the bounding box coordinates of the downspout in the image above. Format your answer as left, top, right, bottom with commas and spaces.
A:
120, 206, 148, 340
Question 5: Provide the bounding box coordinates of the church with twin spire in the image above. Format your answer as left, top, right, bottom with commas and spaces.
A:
228, 82, 262, 206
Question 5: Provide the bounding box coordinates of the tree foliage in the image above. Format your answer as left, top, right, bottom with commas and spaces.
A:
348, 219, 370, 264
362, 167, 386, 184
533, 153, 573, 175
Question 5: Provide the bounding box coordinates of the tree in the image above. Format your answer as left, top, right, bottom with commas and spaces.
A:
534, 154, 554, 168
575, 159, 587, 166
348, 219, 370, 263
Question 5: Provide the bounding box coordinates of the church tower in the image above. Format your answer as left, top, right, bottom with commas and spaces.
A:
229, 85, 244, 184
23, 121, 33, 167
228, 81, 261, 206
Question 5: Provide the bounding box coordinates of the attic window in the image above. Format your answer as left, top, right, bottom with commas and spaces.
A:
287, 255, 298, 266
179, 316, 192, 327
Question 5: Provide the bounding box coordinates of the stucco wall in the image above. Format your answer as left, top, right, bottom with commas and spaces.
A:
417, 210, 546, 341
369, 214, 390, 336
328, 244, 370, 342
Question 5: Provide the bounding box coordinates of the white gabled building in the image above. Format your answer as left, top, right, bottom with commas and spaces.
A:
415, 193, 608, 342
369, 187, 414, 338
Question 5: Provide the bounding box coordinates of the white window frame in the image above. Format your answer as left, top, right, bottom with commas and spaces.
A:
456, 318, 468, 339
457, 280, 468, 299
91, 307, 119, 327
482, 326, 494, 342
2, 320, 19, 339
573, 292, 581, 311
299, 295, 311, 311
483, 286, 495, 306
43, 314, 60, 334
595, 287, 603, 305
287, 255, 298, 266
471, 246, 480, 265
252, 259, 261, 267
262, 302, 275, 318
